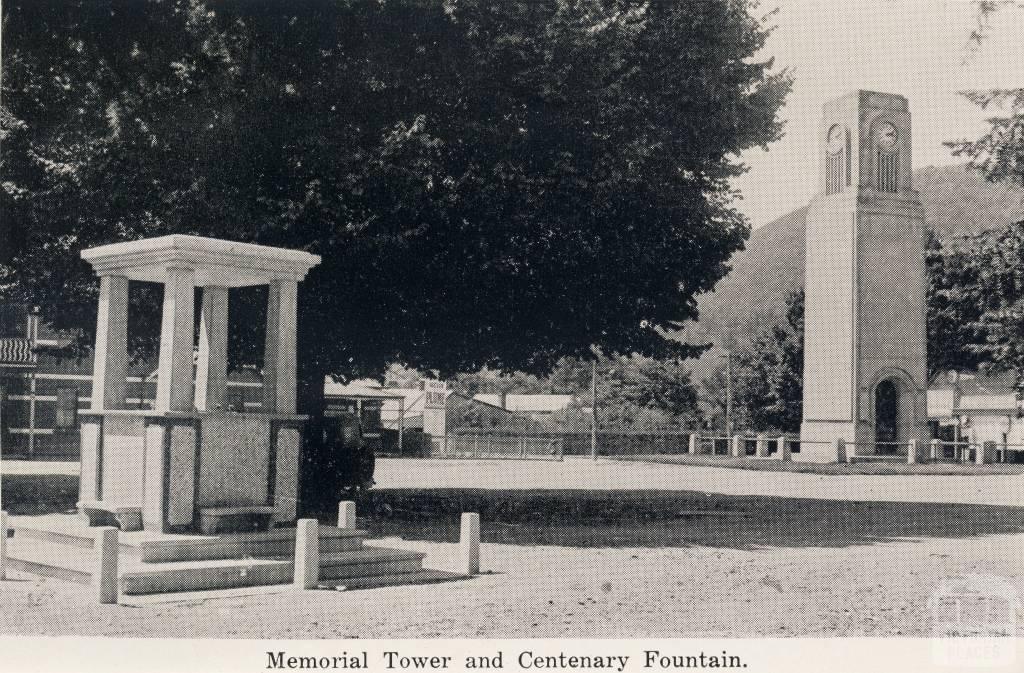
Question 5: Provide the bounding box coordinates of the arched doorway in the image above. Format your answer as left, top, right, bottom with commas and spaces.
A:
875, 378, 900, 454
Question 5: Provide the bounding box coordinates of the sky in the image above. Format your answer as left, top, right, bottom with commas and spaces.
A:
732, 0, 1024, 228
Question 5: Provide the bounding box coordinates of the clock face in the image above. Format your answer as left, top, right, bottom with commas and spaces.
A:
826, 124, 845, 153
877, 122, 898, 150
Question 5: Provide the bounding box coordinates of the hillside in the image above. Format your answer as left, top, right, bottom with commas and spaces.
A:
685, 164, 1024, 350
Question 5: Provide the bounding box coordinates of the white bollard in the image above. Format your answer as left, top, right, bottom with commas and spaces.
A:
337, 501, 357, 529
779, 437, 792, 461
730, 435, 743, 457
294, 519, 319, 589
833, 438, 847, 463
93, 527, 119, 604
688, 433, 698, 455
460, 513, 480, 575
907, 439, 918, 464
0, 510, 8, 581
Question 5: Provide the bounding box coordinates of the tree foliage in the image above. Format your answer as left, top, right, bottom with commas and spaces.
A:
1, 0, 790, 391
927, 220, 1024, 391
730, 287, 803, 433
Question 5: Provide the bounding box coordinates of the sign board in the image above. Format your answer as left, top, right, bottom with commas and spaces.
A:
422, 380, 447, 410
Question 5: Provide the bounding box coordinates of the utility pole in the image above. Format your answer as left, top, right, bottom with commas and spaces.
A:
725, 350, 733, 437
590, 358, 598, 461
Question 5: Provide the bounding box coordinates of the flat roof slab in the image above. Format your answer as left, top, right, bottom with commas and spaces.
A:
81, 234, 321, 287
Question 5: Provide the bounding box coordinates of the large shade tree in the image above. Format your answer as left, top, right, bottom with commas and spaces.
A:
2, 0, 790, 499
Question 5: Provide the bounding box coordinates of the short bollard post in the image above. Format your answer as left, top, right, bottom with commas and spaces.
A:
930, 439, 941, 462
907, 439, 918, 464
688, 433, 698, 455
294, 519, 319, 589
730, 435, 743, 457
978, 441, 995, 465
94, 527, 119, 604
338, 501, 357, 529
834, 438, 847, 463
460, 513, 480, 575
0, 510, 8, 581
779, 437, 792, 461
755, 433, 768, 458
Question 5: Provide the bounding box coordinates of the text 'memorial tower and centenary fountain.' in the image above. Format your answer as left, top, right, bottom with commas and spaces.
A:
800, 91, 929, 461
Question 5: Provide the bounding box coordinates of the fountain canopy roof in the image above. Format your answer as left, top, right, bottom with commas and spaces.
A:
81, 234, 321, 287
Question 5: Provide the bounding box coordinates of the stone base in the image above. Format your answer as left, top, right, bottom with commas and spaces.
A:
198, 506, 276, 535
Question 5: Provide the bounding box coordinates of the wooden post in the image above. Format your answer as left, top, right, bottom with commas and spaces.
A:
688, 433, 698, 455
930, 439, 941, 462
907, 439, 918, 464
780, 436, 792, 461
93, 527, 119, 604
460, 513, 480, 575
337, 501, 356, 529
0, 510, 8, 581
294, 518, 319, 589
755, 433, 768, 458
730, 434, 743, 457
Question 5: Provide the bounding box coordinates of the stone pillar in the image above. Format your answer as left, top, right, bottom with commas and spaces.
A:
195, 286, 229, 412
834, 438, 847, 463
755, 433, 768, 458
294, 519, 319, 589
978, 441, 996, 465
91, 275, 130, 410
907, 439, 918, 464
460, 513, 480, 575
930, 439, 941, 462
93, 527, 119, 604
338, 501, 356, 529
155, 266, 196, 413
263, 279, 298, 414
780, 436, 792, 461
688, 433, 698, 455
730, 435, 743, 457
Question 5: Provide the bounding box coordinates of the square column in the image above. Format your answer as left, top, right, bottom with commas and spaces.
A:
155, 266, 196, 412
91, 275, 130, 410
195, 286, 229, 411
263, 279, 298, 414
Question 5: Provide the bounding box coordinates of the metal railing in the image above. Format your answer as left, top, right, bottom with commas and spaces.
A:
437, 432, 564, 461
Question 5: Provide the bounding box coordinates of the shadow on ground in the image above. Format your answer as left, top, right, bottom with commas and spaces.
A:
349, 488, 1024, 551
8, 474, 1024, 552
0, 475, 79, 515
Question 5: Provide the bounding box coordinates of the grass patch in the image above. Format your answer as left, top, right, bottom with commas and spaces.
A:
612, 453, 1024, 475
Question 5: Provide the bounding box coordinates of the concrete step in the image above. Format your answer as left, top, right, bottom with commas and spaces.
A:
10, 524, 101, 551
4, 536, 94, 584
318, 547, 426, 581
122, 557, 292, 595
137, 527, 368, 562
317, 569, 467, 591
124, 547, 426, 594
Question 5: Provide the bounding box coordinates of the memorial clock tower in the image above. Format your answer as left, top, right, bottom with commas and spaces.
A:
799, 91, 929, 460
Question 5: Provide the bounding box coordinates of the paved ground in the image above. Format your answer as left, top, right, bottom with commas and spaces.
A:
375, 457, 1024, 507
2, 456, 1023, 638
2, 531, 1021, 638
